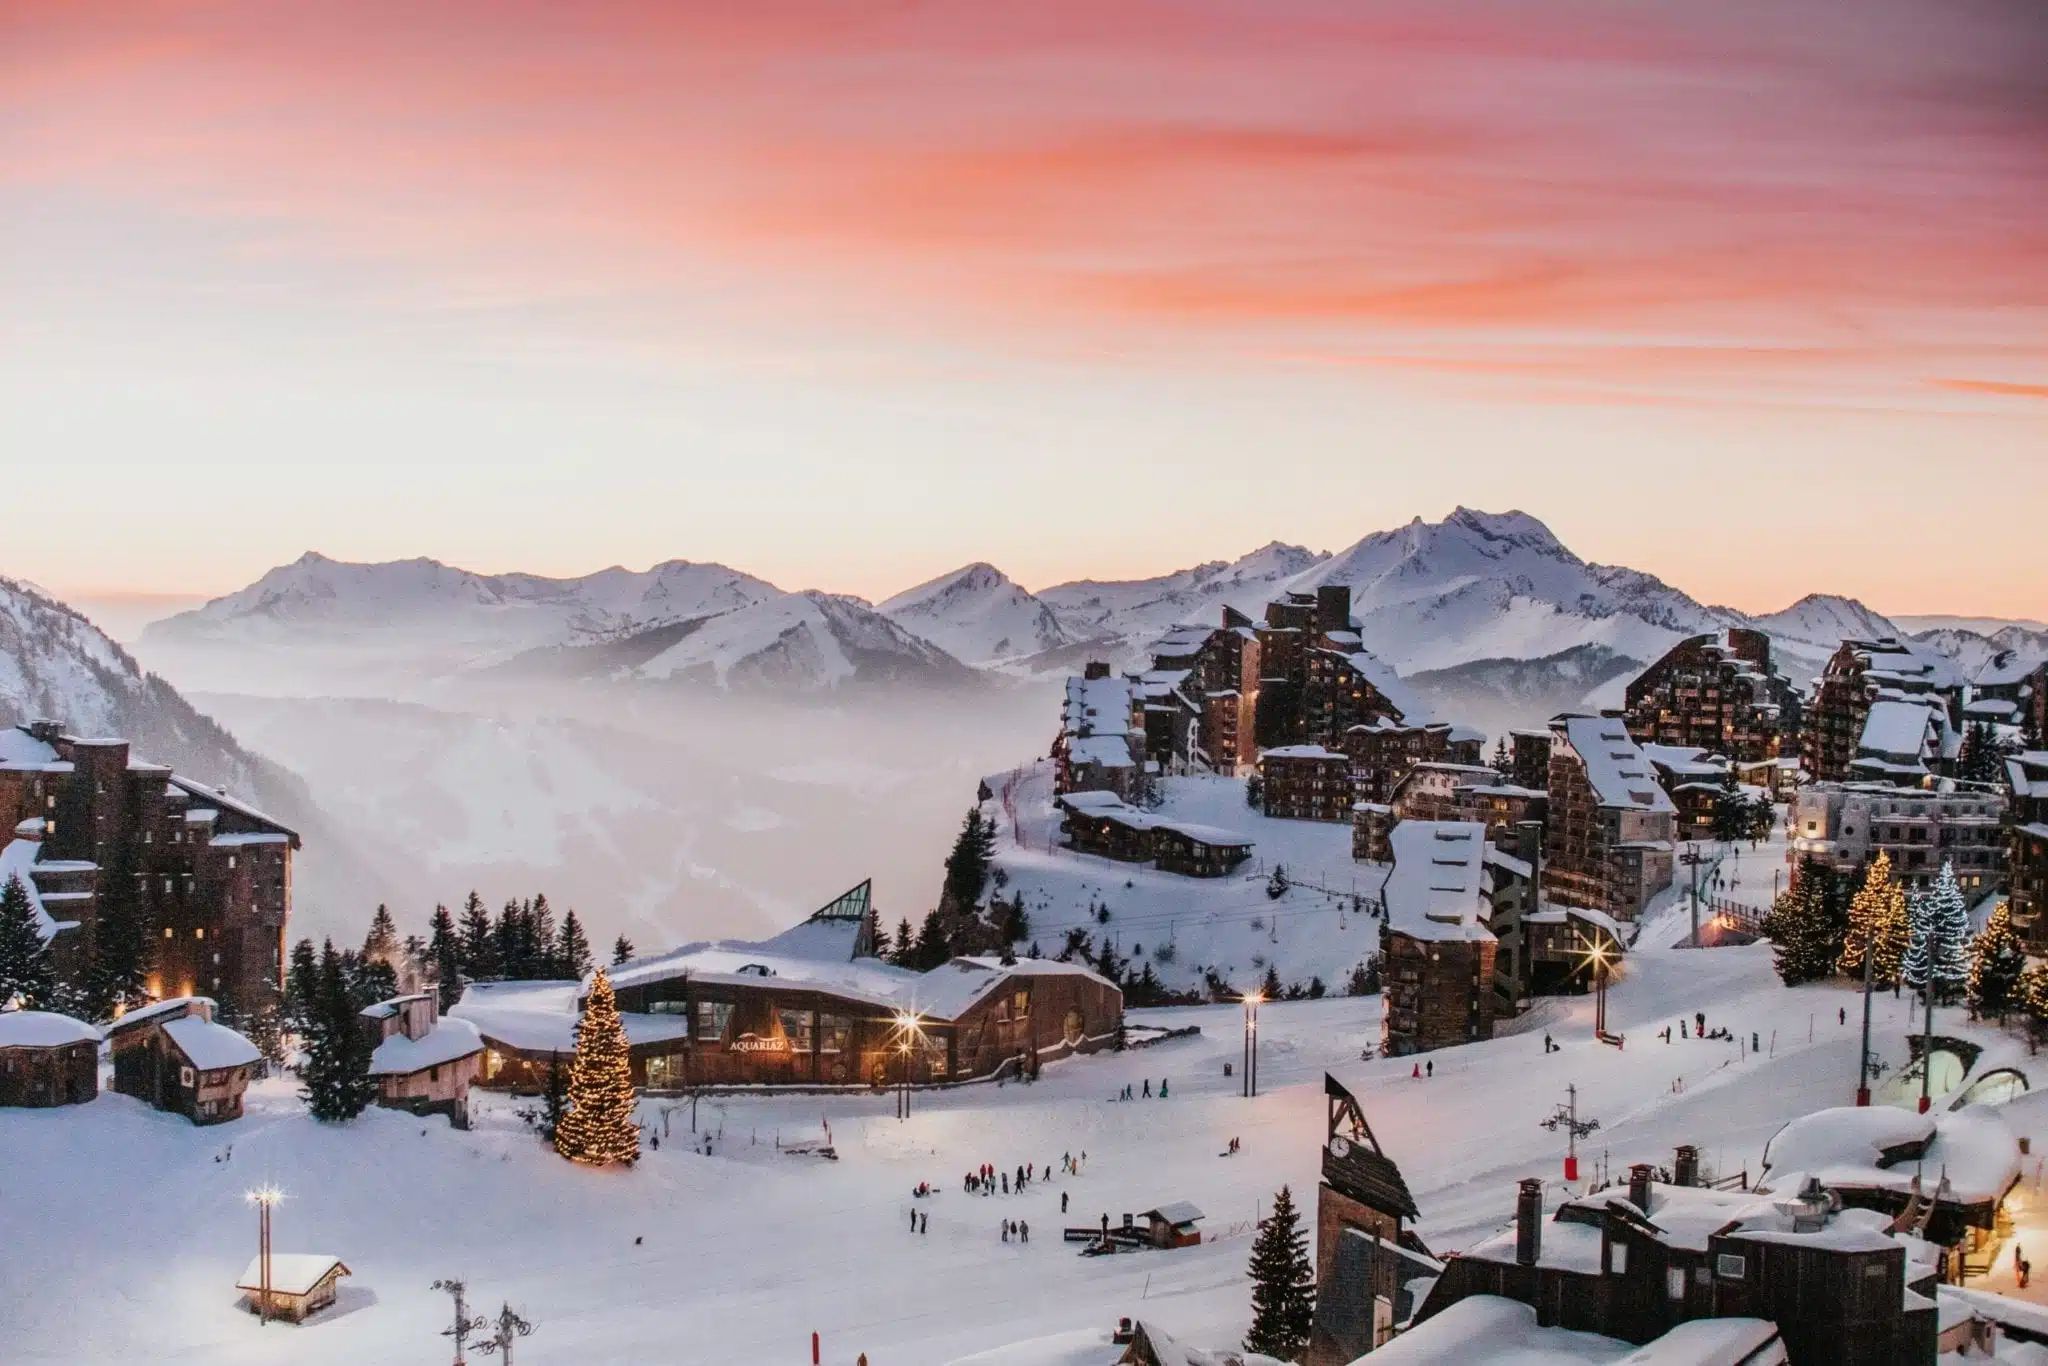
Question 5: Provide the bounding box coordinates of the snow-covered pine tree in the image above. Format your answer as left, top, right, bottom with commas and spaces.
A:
283, 937, 321, 1032
0, 873, 58, 1010
1921, 860, 1971, 1004
1837, 852, 1908, 989
1969, 902, 2026, 1021
1763, 862, 1837, 986
1711, 767, 1746, 844
556, 910, 593, 980
361, 903, 400, 970
1244, 1184, 1315, 1360
554, 968, 639, 1166
910, 910, 951, 971
610, 934, 635, 967
459, 891, 498, 980
941, 807, 994, 911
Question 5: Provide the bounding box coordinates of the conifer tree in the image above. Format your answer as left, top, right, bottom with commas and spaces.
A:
1262, 963, 1283, 1001
530, 895, 558, 976
1837, 852, 1909, 989
426, 904, 463, 1011
0, 874, 58, 1010
1763, 861, 1841, 986
301, 940, 375, 1122
284, 937, 321, 1032
555, 910, 593, 980
83, 838, 152, 1019
1969, 902, 2026, 1021
554, 968, 639, 1165
361, 904, 400, 971
494, 900, 529, 979
910, 909, 951, 971
1903, 861, 1971, 1005
941, 807, 995, 911
860, 902, 885, 960
540, 1051, 568, 1141
610, 935, 635, 967
890, 918, 917, 968
1710, 766, 1747, 844
459, 891, 498, 980
1244, 1184, 1316, 1360
1490, 736, 1513, 778
346, 950, 399, 1011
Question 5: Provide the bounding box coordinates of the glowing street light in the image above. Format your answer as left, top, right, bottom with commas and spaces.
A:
1577, 938, 1612, 1039
1242, 991, 1264, 1098
892, 1011, 923, 1119
245, 1185, 284, 1326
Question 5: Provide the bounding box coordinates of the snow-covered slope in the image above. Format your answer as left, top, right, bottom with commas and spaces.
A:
879, 563, 1082, 666
144, 554, 972, 694
0, 574, 391, 933
1750, 594, 1902, 654
1037, 542, 1326, 663
1910, 624, 2048, 678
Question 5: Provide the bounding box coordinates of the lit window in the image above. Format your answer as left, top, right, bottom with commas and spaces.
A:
194, 927, 205, 941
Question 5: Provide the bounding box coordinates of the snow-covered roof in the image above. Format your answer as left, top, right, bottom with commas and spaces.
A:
210, 831, 293, 848
1066, 734, 1136, 769
1261, 744, 1345, 761
163, 1016, 261, 1072
452, 980, 694, 1054
1859, 697, 1943, 760
1382, 820, 1494, 943
1055, 791, 1254, 849
236, 1254, 348, 1297
1464, 1211, 1606, 1273
1555, 715, 1675, 813
1325, 648, 1432, 726
368, 1018, 483, 1076
1062, 674, 1134, 738
1141, 1201, 1203, 1226
0, 1009, 99, 1047
165, 775, 297, 842
1639, 743, 1727, 779
359, 993, 432, 1020
0, 728, 72, 773
0, 837, 87, 942
1761, 1104, 2021, 1206
104, 996, 213, 1033
1367, 1296, 1636, 1364
607, 943, 918, 1008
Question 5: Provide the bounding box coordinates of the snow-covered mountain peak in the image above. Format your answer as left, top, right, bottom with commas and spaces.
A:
1751, 593, 1900, 650
878, 562, 1078, 666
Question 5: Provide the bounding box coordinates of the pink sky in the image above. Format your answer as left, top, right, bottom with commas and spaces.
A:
3, 0, 2045, 614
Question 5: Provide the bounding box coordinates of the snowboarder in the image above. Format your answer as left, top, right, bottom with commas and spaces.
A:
1695, 1011, 1705, 1036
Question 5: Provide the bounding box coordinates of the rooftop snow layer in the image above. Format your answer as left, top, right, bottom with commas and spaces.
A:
236, 1254, 348, 1297
368, 1018, 484, 1076
162, 1016, 262, 1072
1382, 820, 1494, 943
1557, 714, 1675, 813
0, 1009, 99, 1047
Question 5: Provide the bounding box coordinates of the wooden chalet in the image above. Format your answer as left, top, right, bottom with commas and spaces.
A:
360, 992, 484, 1128
106, 996, 261, 1125
1306, 1074, 1436, 1366
1137, 1202, 1204, 1249
0, 1010, 98, 1108
237, 1254, 349, 1323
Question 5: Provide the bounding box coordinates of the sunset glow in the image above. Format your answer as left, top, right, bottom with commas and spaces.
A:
4, 0, 2045, 612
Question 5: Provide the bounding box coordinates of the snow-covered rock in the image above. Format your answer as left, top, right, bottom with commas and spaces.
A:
879, 563, 1081, 666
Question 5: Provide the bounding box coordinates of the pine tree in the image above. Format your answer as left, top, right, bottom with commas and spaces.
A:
426, 905, 463, 1011
555, 910, 593, 980
361, 904, 400, 971
1244, 1184, 1315, 1360
554, 968, 640, 1165
1959, 721, 2005, 786
83, 838, 152, 1019
1710, 766, 1746, 844
911, 910, 951, 972
1902, 861, 1971, 1005
346, 951, 399, 1011
540, 1051, 568, 1141
459, 891, 498, 980
284, 938, 321, 1033
1261, 964, 1283, 1001
890, 918, 917, 968
494, 900, 530, 979
860, 902, 884, 960
0, 873, 58, 1010
1837, 853, 1909, 989
1490, 736, 1512, 778
530, 894, 558, 976
1969, 902, 2026, 1021
301, 940, 375, 1122
610, 935, 635, 967
245, 1001, 288, 1068
1760, 859, 1845, 986
941, 807, 993, 911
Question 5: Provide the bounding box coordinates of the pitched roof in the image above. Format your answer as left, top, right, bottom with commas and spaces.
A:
163, 1017, 262, 1072
236, 1255, 349, 1297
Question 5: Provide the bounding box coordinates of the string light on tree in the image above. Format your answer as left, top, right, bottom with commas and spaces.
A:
552, 968, 640, 1166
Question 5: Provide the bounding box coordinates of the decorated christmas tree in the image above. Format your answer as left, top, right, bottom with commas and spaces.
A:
1244, 1184, 1315, 1360
1837, 852, 1909, 989
1969, 902, 2026, 1021
554, 968, 640, 1166
1901, 861, 1971, 1005
1762, 859, 1841, 986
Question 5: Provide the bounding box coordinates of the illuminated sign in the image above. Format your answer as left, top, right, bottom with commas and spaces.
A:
729, 1033, 790, 1054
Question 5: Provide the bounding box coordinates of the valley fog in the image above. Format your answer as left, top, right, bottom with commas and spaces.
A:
186, 677, 1056, 954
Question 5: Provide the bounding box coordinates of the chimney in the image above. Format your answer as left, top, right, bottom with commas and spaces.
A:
1083, 660, 1110, 680
1316, 585, 1353, 635
1673, 1145, 1699, 1188
1628, 1163, 1654, 1213
1515, 1178, 1543, 1267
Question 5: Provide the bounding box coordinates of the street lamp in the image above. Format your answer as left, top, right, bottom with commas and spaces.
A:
1242, 991, 1263, 1098
1577, 938, 1612, 1038
245, 1184, 283, 1326
892, 1010, 923, 1119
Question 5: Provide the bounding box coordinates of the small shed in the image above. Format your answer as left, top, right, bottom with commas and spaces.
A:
0, 1010, 99, 1107
106, 997, 262, 1125
237, 1254, 350, 1323
1139, 1202, 1205, 1249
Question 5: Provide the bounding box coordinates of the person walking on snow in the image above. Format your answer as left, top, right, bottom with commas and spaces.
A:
1021, 1220, 1029, 1243
1426, 1060, 1433, 1078
1142, 1078, 1151, 1098
1412, 1063, 1421, 1079
919, 1212, 927, 1235
1159, 1078, 1169, 1098
1062, 1191, 1069, 1214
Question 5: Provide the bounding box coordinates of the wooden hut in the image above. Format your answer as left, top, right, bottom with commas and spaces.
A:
237, 1254, 350, 1323
0, 1010, 98, 1107
106, 997, 261, 1125
1138, 1202, 1204, 1249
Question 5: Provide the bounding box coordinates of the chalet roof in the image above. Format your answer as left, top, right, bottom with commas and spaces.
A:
165, 774, 299, 845
1760, 1104, 2021, 1206
0, 1009, 99, 1047
163, 1017, 261, 1073
1321, 1075, 1422, 1221
1141, 1202, 1203, 1227
1055, 791, 1254, 850
1554, 714, 1674, 813
359, 993, 433, 1019
103, 996, 213, 1034
0, 728, 72, 773
1382, 821, 1493, 944
237, 1255, 349, 1297
368, 1018, 483, 1076
1320, 647, 1432, 727
1260, 744, 1345, 761
1366, 1295, 1635, 1363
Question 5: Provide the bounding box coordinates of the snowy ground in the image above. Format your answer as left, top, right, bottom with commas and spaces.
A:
987, 764, 1388, 995
11, 802, 2047, 1363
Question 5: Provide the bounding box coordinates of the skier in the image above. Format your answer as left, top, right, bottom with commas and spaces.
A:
1695, 1011, 1706, 1036
1680, 1020, 1688, 1039
1751, 1032, 1760, 1054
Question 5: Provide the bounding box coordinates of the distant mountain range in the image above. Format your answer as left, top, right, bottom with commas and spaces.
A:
134, 509, 2044, 733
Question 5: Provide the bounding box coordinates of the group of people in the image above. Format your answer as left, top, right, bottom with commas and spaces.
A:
1115, 1078, 1167, 1100
1409, 1059, 1435, 1079
1001, 1219, 1030, 1243
966, 1160, 1045, 1195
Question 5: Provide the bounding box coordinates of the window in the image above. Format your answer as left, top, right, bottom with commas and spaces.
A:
163, 927, 173, 940
647, 999, 689, 1018
819, 1015, 850, 1054
778, 1008, 814, 1053
1665, 1267, 1685, 1300
194, 926, 204, 940
179, 1065, 195, 1088
1607, 1243, 1628, 1274
695, 1001, 733, 1042
1715, 1253, 1747, 1279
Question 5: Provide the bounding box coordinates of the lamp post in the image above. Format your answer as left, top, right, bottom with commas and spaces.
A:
892, 1010, 922, 1120
245, 1185, 282, 1326
1242, 991, 1263, 1098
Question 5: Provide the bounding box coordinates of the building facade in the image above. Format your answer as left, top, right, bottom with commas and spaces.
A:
1380, 821, 1498, 1056
0, 722, 297, 1009
1621, 628, 1800, 763
0, 1011, 98, 1107
361, 992, 485, 1128
1306, 1074, 1433, 1366
1540, 715, 1676, 919
106, 995, 262, 1124
1803, 638, 1963, 783
1259, 745, 1354, 822
1788, 782, 2006, 895
2008, 752, 2048, 949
